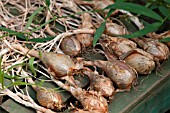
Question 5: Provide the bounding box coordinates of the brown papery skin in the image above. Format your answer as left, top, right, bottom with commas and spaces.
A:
12, 44, 75, 77
39, 52, 75, 77
105, 23, 127, 36
54, 80, 108, 113
76, 13, 94, 47
100, 37, 137, 57
83, 59, 137, 90
132, 38, 170, 61
35, 87, 63, 110
83, 70, 115, 97
27, 78, 64, 110
143, 40, 169, 61
122, 49, 155, 74
60, 36, 81, 56
99, 37, 156, 75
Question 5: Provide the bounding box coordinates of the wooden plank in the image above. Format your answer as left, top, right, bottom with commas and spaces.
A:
129, 78, 170, 113
0, 99, 35, 113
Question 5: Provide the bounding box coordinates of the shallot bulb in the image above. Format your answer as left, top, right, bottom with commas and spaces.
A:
60, 36, 81, 56
105, 23, 127, 36
54, 80, 108, 113
83, 69, 115, 97
121, 49, 155, 74
27, 78, 63, 110
12, 44, 76, 77
132, 38, 169, 61
76, 13, 94, 47
35, 87, 63, 110
83, 59, 137, 90
100, 37, 137, 57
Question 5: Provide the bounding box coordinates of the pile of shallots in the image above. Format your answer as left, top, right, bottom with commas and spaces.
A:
1, 0, 170, 113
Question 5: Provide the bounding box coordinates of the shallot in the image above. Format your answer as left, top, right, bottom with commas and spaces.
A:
54, 80, 108, 113
83, 58, 137, 90
105, 23, 127, 36
35, 87, 63, 110
120, 49, 155, 74
27, 78, 63, 110
76, 13, 94, 47
60, 36, 81, 56
99, 36, 137, 57
12, 44, 76, 78
82, 69, 115, 97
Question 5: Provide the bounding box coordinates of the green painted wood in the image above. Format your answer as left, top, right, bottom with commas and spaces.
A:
109, 59, 170, 113
0, 99, 35, 113
129, 78, 170, 113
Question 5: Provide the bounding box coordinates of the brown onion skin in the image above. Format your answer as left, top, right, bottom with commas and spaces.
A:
105, 23, 126, 36
78, 91, 108, 113
76, 33, 93, 47
35, 87, 63, 110
60, 36, 81, 56
132, 38, 170, 61
76, 13, 94, 47
83, 59, 137, 90
55, 80, 108, 113
94, 60, 137, 90
99, 37, 156, 75
11, 44, 76, 77
41, 52, 75, 77
83, 70, 115, 97
100, 37, 137, 57
121, 49, 155, 74
143, 40, 170, 61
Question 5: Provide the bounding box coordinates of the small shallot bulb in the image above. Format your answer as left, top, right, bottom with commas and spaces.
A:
76, 13, 94, 47
83, 70, 115, 97
76, 33, 93, 47
143, 40, 169, 61
54, 80, 108, 112
100, 37, 137, 57
105, 23, 126, 36
35, 87, 63, 110
83, 59, 137, 90
12, 44, 76, 77
121, 49, 155, 74
40, 52, 75, 77
60, 36, 81, 56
